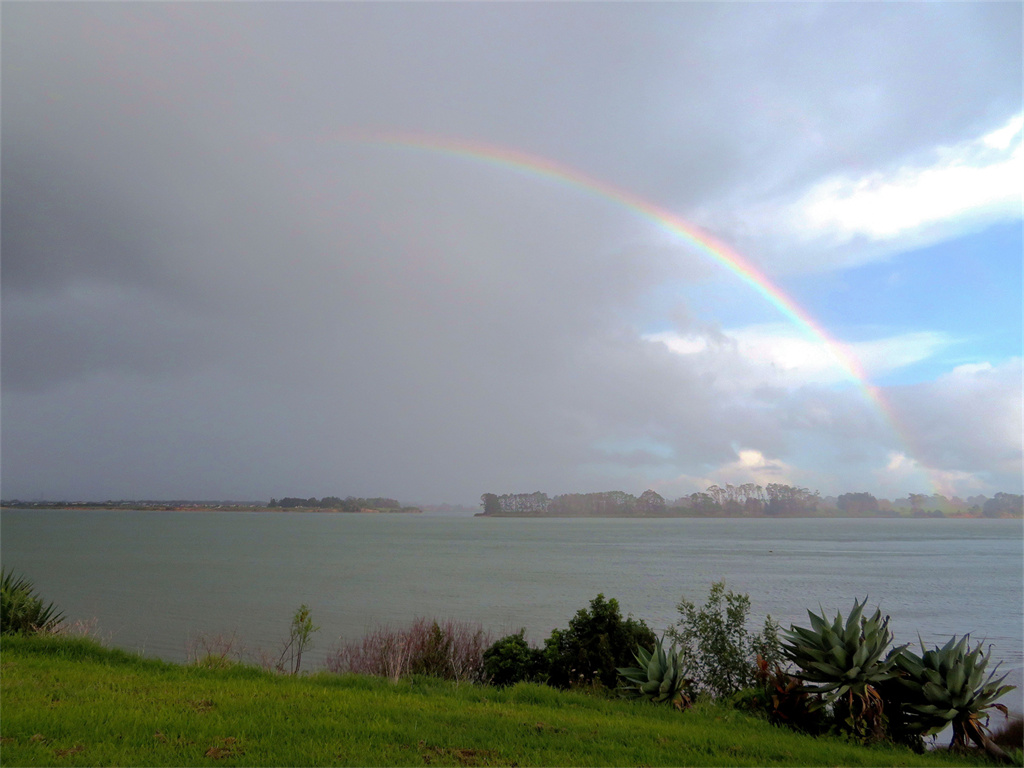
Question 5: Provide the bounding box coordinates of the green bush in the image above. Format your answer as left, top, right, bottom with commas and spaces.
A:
668, 581, 781, 701
483, 629, 546, 687
1, 569, 64, 636
543, 594, 656, 690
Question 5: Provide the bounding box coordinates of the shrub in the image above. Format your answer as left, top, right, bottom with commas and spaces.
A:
407, 618, 490, 681
327, 617, 491, 683
991, 715, 1023, 754
668, 581, 781, 700
187, 631, 247, 670
543, 594, 656, 691
483, 629, 546, 687
274, 604, 319, 675
730, 654, 828, 735
327, 624, 412, 682
1, 569, 65, 636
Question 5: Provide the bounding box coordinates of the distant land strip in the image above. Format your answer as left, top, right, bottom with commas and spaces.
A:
0, 497, 422, 514
476, 486, 1023, 519
3, 485, 1022, 518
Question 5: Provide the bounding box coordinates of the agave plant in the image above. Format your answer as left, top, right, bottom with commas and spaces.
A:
1, 569, 65, 636
895, 634, 1016, 759
617, 636, 692, 709
781, 597, 905, 741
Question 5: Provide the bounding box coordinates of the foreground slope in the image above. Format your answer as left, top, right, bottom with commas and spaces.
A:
0, 636, 998, 767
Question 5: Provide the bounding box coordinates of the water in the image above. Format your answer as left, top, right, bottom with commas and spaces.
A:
2, 510, 1021, 710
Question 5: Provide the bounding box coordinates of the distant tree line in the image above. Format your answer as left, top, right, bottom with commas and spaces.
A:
478, 486, 1023, 518
688, 483, 821, 517
268, 496, 420, 513
982, 492, 1024, 518
479, 490, 670, 517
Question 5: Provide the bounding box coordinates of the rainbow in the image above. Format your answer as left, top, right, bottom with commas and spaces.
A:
336, 130, 942, 494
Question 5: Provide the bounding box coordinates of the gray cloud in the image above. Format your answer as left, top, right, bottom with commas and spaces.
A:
889, 360, 1023, 482
2, 3, 1020, 502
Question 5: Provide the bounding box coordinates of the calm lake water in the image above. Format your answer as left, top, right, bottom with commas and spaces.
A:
2, 510, 1021, 709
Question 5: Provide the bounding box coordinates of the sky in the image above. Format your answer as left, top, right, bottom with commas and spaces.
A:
2, 2, 1021, 505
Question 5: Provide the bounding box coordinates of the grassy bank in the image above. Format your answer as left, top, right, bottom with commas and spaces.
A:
0, 636, 1001, 767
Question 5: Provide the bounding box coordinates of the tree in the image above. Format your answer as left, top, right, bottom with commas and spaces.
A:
837, 492, 879, 517
723, 499, 743, 516
707, 485, 726, 506
668, 581, 781, 700
495, 492, 550, 515
637, 489, 666, 514
544, 594, 655, 690
743, 496, 765, 516
983, 492, 1023, 518
480, 493, 501, 516
907, 493, 928, 513
765, 484, 819, 516
740, 483, 766, 504
689, 492, 720, 515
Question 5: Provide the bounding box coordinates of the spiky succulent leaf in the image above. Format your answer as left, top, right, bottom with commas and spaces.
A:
1, 569, 65, 636
781, 597, 902, 708
618, 635, 690, 707
807, 660, 844, 677
808, 609, 828, 635
647, 647, 661, 680
895, 634, 1017, 737
845, 601, 864, 636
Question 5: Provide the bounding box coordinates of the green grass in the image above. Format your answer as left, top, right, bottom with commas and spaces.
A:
0, 635, 1001, 767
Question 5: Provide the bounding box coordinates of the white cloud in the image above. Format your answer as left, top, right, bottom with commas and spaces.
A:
983, 114, 1024, 151
645, 324, 951, 388
695, 113, 1024, 274
794, 125, 1022, 242
653, 448, 794, 499
722, 448, 794, 486
878, 452, 988, 498
645, 331, 712, 357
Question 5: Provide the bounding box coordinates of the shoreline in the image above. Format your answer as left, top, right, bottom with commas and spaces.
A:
0, 505, 421, 514
2, 505, 1019, 518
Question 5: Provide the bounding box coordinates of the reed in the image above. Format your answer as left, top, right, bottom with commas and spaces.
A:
325, 617, 491, 683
